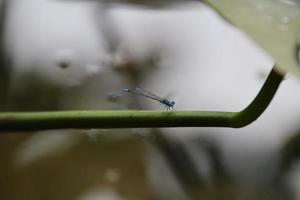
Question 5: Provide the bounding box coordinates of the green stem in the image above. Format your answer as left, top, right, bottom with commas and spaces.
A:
231, 67, 284, 127
0, 67, 284, 132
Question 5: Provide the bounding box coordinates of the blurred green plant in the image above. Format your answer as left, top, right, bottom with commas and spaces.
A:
204, 0, 300, 77
0, 0, 9, 111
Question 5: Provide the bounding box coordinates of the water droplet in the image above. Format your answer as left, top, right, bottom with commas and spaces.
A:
85, 64, 101, 76
83, 129, 101, 141
265, 15, 274, 23
105, 169, 120, 183
278, 0, 300, 6
279, 24, 289, 32
281, 16, 290, 25
58, 62, 70, 69
55, 49, 74, 69
256, 4, 265, 12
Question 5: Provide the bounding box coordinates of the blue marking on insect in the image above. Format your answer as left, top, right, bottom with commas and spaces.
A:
123, 87, 175, 110
123, 88, 130, 92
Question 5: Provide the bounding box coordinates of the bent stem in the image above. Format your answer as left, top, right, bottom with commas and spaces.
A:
0, 66, 284, 132
230, 66, 284, 127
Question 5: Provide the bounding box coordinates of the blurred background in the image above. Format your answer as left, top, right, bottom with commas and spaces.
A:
1, 0, 300, 199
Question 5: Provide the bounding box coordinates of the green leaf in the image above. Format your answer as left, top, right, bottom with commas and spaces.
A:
204, 0, 300, 77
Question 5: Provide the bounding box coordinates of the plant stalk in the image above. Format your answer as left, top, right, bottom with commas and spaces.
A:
0, 67, 284, 132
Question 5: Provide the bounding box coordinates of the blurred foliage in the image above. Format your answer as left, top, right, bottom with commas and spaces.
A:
0, 129, 297, 200
279, 130, 300, 177
0, 132, 154, 200
152, 131, 233, 200
62, 0, 196, 8
204, 0, 300, 77
107, 0, 195, 7
0, 0, 9, 111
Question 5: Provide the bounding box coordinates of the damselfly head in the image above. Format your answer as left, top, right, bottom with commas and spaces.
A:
170, 101, 175, 106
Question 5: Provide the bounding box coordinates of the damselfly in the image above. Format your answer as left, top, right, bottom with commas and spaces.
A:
123, 87, 175, 110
